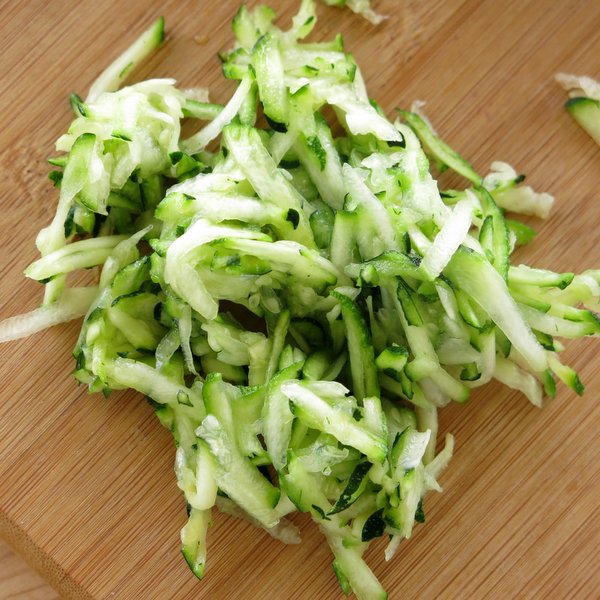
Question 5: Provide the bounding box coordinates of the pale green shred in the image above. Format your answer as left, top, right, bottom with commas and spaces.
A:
323, 0, 388, 25
0, 2, 598, 599
556, 73, 600, 146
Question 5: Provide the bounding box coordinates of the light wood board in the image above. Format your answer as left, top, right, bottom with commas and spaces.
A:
0, 539, 58, 600
0, 1, 599, 598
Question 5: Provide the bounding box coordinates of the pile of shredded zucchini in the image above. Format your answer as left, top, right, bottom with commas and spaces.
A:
1, 3, 599, 598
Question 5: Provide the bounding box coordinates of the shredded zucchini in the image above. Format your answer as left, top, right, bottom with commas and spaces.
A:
556, 73, 600, 145
0, 3, 598, 599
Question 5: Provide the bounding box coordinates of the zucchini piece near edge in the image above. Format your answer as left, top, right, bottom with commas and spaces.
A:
444, 246, 548, 373
87, 16, 165, 102
565, 96, 600, 145
322, 521, 388, 600
398, 109, 482, 184
181, 507, 211, 580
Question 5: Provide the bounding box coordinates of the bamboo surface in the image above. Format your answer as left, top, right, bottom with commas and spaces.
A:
0, 539, 58, 600
0, 0, 599, 598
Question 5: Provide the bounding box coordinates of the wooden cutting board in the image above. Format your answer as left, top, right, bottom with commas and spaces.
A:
1, 1, 599, 598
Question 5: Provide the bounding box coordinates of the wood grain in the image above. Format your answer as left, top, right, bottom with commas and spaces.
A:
0, 1, 599, 598
0, 540, 58, 600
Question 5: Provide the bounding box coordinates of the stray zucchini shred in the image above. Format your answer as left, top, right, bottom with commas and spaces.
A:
556, 72, 600, 146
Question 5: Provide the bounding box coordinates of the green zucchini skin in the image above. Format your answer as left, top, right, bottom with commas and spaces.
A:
566, 96, 600, 145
